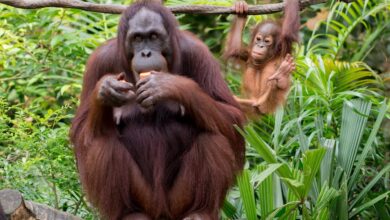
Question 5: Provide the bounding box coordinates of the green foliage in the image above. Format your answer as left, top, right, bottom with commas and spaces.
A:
225, 1, 389, 215
0, 97, 96, 218
230, 97, 388, 219
306, 0, 390, 61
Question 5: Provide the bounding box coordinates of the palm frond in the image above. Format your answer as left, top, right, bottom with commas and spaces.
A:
306, 0, 390, 60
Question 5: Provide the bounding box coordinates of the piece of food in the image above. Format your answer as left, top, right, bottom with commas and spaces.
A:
140, 71, 151, 79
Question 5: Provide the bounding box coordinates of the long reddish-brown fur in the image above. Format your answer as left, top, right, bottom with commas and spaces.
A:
70, 2, 245, 219
224, 0, 300, 118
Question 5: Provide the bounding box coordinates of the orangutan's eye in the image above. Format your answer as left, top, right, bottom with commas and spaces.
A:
134, 35, 142, 42
150, 33, 158, 40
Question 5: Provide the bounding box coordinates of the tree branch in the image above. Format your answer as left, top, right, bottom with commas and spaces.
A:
0, 0, 347, 15
0, 0, 125, 14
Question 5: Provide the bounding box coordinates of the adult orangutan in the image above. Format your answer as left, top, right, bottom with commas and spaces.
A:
224, 0, 299, 117
70, 1, 245, 219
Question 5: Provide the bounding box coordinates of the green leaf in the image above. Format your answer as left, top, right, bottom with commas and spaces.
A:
320, 138, 336, 185
336, 176, 349, 219
302, 205, 312, 220
280, 177, 305, 199
302, 148, 327, 196
350, 164, 390, 210
272, 107, 284, 150
338, 99, 371, 179
253, 163, 282, 188
308, 0, 390, 58
314, 183, 339, 216
257, 164, 274, 218
265, 201, 300, 220
237, 125, 292, 179
50, 35, 64, 48
349, 100, 388, 189
350, 191, 390, 217
222, 200, 237, 219
239, 125, 276, 163
237, 170, 257, 220
297, 121, 309, 153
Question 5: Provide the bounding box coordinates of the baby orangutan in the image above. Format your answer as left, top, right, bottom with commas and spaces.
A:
224, 0, 299, 117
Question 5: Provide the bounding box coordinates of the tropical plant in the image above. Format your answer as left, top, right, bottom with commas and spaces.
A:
0, 96, 98, 219
306, 0, 390, 61
224, 96, 388, 219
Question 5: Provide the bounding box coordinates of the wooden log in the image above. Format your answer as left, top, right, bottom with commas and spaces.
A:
0, 189, 81, 220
